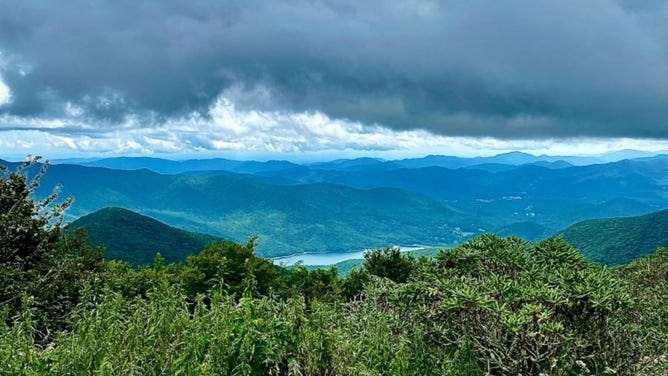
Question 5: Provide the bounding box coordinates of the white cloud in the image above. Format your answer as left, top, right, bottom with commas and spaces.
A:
2, 92, 668, 160
0, 76, 10, 106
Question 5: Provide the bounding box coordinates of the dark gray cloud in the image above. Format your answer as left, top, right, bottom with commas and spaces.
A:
1, 0, 668, 138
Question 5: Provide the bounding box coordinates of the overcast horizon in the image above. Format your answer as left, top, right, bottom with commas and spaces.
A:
2, 1, 668, 159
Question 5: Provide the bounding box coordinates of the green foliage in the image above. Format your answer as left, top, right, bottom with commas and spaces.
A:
559, 208, 668, 264
179, 237, 278, 298
0, 156, 70, 268
617, 247, 668, 374
397, 235, 639, 374
0, 158, 103, 343
363, 247, 414, 283
339, 268, 369, 300
283, 264, 339, 303
24, 228, 105, 339
2, 233, 667, 375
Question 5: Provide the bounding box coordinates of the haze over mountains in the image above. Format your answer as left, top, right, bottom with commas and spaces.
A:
3, 150, 667, 258
54, 149, 664, 174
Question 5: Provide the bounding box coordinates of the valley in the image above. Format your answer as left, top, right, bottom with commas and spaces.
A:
6, 150, 664, 264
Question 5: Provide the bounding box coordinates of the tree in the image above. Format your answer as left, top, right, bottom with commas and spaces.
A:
340, 268, 369, 300
0, 156, 71, 268
284, 264, 339, 303
0, 157, 103, 343
180, 237, 278, 297
363, 247, 413, 283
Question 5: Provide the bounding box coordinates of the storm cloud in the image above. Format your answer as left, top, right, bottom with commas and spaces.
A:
1, 0, 668, 140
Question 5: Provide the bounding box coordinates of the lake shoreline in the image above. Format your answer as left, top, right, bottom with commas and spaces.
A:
270, 244, 432, 266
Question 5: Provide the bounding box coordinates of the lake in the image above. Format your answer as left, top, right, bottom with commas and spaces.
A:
271, 245, 428, 266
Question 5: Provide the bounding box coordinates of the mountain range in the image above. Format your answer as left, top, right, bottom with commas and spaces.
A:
66, 206, 668, 269
53, 150, 667, 174
2, 151, 667, 258
25, 162, 477, 257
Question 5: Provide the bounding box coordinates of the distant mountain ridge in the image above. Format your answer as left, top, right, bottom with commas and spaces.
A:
392, 151, 657, 169
67, 207, 220, 264
73, 156, 300, 175
250, 157, 668, 233
47, 150, 667, 175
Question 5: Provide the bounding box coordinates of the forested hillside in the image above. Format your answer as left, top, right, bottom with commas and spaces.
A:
67, 207, 220, 264
3, 154, 667, 256
1, 158, 667, 375
559, 209, 668, 264
30, 162, 482, 257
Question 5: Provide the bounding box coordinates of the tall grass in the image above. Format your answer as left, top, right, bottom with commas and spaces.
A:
0, 285, 479, 375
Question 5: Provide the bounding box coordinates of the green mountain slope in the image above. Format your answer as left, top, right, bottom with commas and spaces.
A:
5, 156, 666, 259
558, 209, 668, 264
31, 164, 479, 257
67, 207, 219, 264
252, 157, 668, 230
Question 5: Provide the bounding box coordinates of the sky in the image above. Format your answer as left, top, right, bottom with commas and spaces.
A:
1, 0, 668, 160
